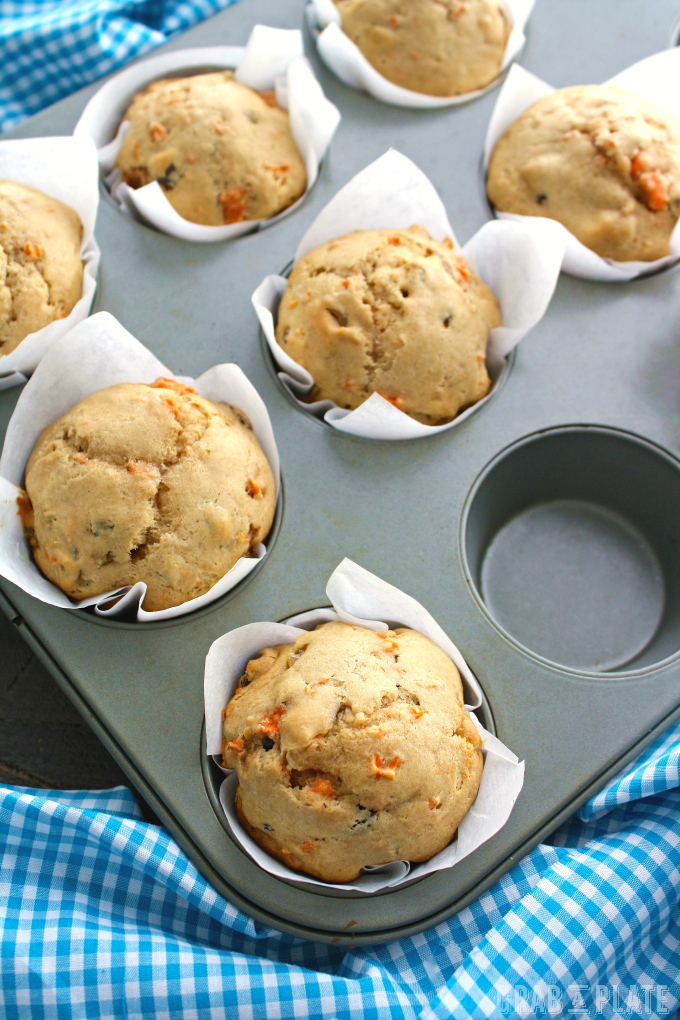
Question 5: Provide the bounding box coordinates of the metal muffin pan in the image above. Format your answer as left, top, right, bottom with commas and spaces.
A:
1, 0, 680, 944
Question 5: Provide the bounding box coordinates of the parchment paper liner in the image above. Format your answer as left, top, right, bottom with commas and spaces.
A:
0, 136, 100, 388
0, 312, 280, 622
205, 558, 524, 893
252, 150, 565, 441
73, 25, 341, 242
484, 50, 680, 280
306, 0, 535, 109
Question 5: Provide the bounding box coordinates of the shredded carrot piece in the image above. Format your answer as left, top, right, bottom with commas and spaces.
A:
376, 392, 406, 410
388, 236, 401, 246
300, 841, 316, 852
264, 163, 290, 179
341, 278, 350, 288
309, 779, 335, 799
228, 736, 247, 755
23, 242, 41, 259
150, 123, 166, 142
220, 187, 247, 224
258, 705, 285, 738
630, 150, 653, 180
151, 377, 196, 395
246, 478, 262, 499
373, 754, 400, 778
16, 492, 33, 529
458, 263, 471, 282
410, 707, 424, 719
642, 171, 669, 211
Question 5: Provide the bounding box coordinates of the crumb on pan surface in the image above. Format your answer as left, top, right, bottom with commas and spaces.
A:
116, 71, 307, 226
0, 180, 84, 357
487, 85, 680, 262
222, 621, 484, 883
18, 378, 276, 612
275, 225, 501, 425
336, 0, 511, 97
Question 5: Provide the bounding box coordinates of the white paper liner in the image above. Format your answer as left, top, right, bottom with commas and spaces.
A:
252, 150, 565, 440
0, 136, 100, 384
484, 50, 680, 280
0, 312, 280, 622
204, 558, 524, 893
73, 25, 340, 242
307, 0, 535, 108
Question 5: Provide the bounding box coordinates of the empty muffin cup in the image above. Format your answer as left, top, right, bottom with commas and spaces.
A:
462, 426, 680, 672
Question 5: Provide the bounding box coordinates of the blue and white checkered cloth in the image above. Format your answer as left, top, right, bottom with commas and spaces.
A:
1, 719, 679, 1019
0, 0, 242, 133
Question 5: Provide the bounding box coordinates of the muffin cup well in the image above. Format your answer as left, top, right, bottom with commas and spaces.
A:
0, 312, 280, 622
484, 52, 680, 280
0, 136, 100, 387
307, 0, 535, 108
252, 150, 565, 441
73, 25, 340, 242
204, 557, 524, 893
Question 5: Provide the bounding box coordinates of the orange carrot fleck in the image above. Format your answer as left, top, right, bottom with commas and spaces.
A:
228, 735, 247, 756
388, 236, 401, 246
410, 707, 424, 719
150, 123, 166, 142
74, 453, 87, 464
220, 187, 247, 224
630, 150, 653, 180
373, 754, 400, 778
246, 478, 263, 499
151, 377, 196, 395
341, 278, 350, 288
23, 242, 41, 259
376, 392, 406, 410
642, 171, 669, 211
258, 705, 285, 738
309, 779, 335, 799
300, 841, 316, 852
264, 163, 290, 179
16, 492, 33, 529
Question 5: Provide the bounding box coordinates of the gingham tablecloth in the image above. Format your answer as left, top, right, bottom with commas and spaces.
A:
0, 0, 241, 133
1, 718, 679, 1020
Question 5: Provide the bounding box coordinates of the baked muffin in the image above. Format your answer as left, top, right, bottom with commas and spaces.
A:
222, 621, 484, 883
336, 0, 511, 96
116, 71, 307, 226
487, 85, 680, 262
0, 180, 84, 358
275, 226, 502, 425
18, 378, 276, 612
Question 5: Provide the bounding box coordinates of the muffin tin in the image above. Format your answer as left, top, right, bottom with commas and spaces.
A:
1, 0, 680, 945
